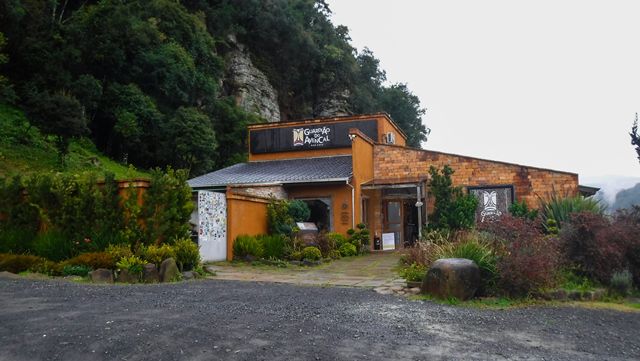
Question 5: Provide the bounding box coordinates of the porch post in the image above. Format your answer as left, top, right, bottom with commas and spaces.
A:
416, 185, 423, 241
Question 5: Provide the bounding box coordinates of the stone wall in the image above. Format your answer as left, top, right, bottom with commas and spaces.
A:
373, 145, 578, 207
230, 185, 287, 200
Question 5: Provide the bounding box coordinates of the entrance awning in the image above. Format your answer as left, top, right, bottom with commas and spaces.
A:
361, 177, 427, 190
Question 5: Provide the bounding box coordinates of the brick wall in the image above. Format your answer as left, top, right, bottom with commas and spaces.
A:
373, 145, 578, 207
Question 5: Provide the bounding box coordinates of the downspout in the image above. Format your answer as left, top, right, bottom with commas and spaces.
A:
346, 179, 355, 229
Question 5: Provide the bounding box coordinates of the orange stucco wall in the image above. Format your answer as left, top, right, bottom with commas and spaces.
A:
226, 193, 269, 260
287, 184, 354, 235
350, 130, 375, 227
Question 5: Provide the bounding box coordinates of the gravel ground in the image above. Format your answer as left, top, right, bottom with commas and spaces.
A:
0, 276, 639, 361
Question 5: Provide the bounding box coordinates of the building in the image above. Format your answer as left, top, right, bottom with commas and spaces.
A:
188, 113, 593, 261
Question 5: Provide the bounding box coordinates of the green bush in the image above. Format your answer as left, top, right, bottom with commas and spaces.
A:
288, 200, 311, 222
328, 250, 341, 260
141, 244, 176, 267
400, 263, 427, 282
0, 227, 37, 254
348, 224, 371, 252
106, 244, 133, 263
259, 234, 287, 259
267, 199, 311, 236
63, 252, 115, 270
173, 238, 201, 271
428, 165, 478, 231
233, 235, 264, 260
339, 243, 357, 257
32, 230, 74, 262
609, 270, 633, 297
0, 253, 46, 273
540, 193, 604, 232
63, 264, 91, 277
290, 251, 303, 261
116, 255, 146, 275
509, 200, 538, 221
327, 232, 347, 249
301, 246, 321, 261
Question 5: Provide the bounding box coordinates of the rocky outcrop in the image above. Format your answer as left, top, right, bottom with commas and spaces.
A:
314, 89, 351, 118
421, 258, 480, 300
223, 35, 281, 122
159, 258, 181, 283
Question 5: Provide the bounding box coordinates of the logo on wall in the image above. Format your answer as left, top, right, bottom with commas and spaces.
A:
292, 126, 331, 147
481, 191, 502, 222
293, 128, 304, 146
468, 186, 514, 223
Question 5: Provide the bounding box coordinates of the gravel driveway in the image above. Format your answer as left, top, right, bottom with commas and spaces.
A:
0, 276, 638, 361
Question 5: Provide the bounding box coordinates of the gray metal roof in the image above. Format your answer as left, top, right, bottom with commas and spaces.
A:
188, 155, 353, 189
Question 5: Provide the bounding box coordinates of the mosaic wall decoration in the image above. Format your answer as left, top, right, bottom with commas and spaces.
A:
468, 186, 514, 223
198, 191, 227, 261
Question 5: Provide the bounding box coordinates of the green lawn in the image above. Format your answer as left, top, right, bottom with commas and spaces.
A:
0, 104, 148, 179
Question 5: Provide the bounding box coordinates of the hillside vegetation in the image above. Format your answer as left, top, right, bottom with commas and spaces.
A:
0, 0, 429, 177
0, 104, 148, 179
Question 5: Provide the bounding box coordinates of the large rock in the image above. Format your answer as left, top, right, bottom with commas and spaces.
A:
223, 35, 281, 122
421, 258, 480, 301
117, 269, 138, 284
159, 258, 181, 283
142, 263, 159, 283
314, 89, 351, 117
89, 268, 114, 284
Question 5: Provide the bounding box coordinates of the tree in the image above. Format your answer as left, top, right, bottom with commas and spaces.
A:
0, 31, 15, 103
631, 113, 640, 164
428, 165, 478, 230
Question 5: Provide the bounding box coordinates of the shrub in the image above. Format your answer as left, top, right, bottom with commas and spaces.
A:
259, 234, 287, 259
288, 200, 311, 222
106, 244, 134, 263
64, 252, 115, 270
141, 244, 176, 267
32, 230, 74, 262
609, 270, 633, 297
327, 232, 347, 249
173, 238, 201, 271
482, 216, 561, 297
63, 264, 91, 277
290, 251, 303, 261
315, 232, 336, 257
116, 255, 146, 276
0, 227, 37, 254
348, 225, 371, 252
400, 263, 427, 282
539, 193, 604, 232
301, 246, 321, 261
29, 259, 62, 276
233, 235, 264, 260
328, 250, 341, 260
559, 212, 629, 284
339, 243, 357, 257
428, 165, 478, 231
0, 253, 45, 273
509, 200, 538, 221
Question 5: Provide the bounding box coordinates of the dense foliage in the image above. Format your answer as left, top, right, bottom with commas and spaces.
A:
428, 165, 478, 231
0, 0, 429, 176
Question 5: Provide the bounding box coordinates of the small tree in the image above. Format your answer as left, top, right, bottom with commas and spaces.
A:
428, 165, 478, 231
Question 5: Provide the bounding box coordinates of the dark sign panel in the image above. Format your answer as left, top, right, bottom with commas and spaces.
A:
250, 120, 378, 154
468, 185, 514, 223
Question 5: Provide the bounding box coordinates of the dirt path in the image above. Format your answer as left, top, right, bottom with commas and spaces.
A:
206, 252, 405, 288
1, 276, 638, 361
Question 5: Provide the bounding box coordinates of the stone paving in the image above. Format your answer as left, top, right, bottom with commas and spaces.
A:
205, 252, 411, 292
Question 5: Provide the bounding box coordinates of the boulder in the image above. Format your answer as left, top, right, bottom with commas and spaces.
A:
89, 268, 114, 284
117, 269, 138, 283
159, 258, 181, 283
421, 258, 480, 301
182, 271, 195, 280
142, 264, 159, 283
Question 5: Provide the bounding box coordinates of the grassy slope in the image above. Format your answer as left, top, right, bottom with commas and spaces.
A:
0, 104, 148, 179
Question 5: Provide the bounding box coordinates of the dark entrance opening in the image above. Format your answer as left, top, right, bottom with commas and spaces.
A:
301, 199, 331, 232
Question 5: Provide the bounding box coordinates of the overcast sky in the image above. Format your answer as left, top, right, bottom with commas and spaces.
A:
328, 0, 640, 181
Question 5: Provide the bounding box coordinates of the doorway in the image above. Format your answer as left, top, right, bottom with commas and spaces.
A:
382, 200, 403, 249
299, 198, 332, 232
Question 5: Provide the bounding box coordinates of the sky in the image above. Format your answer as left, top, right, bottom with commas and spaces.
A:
328, 0, 640, 182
